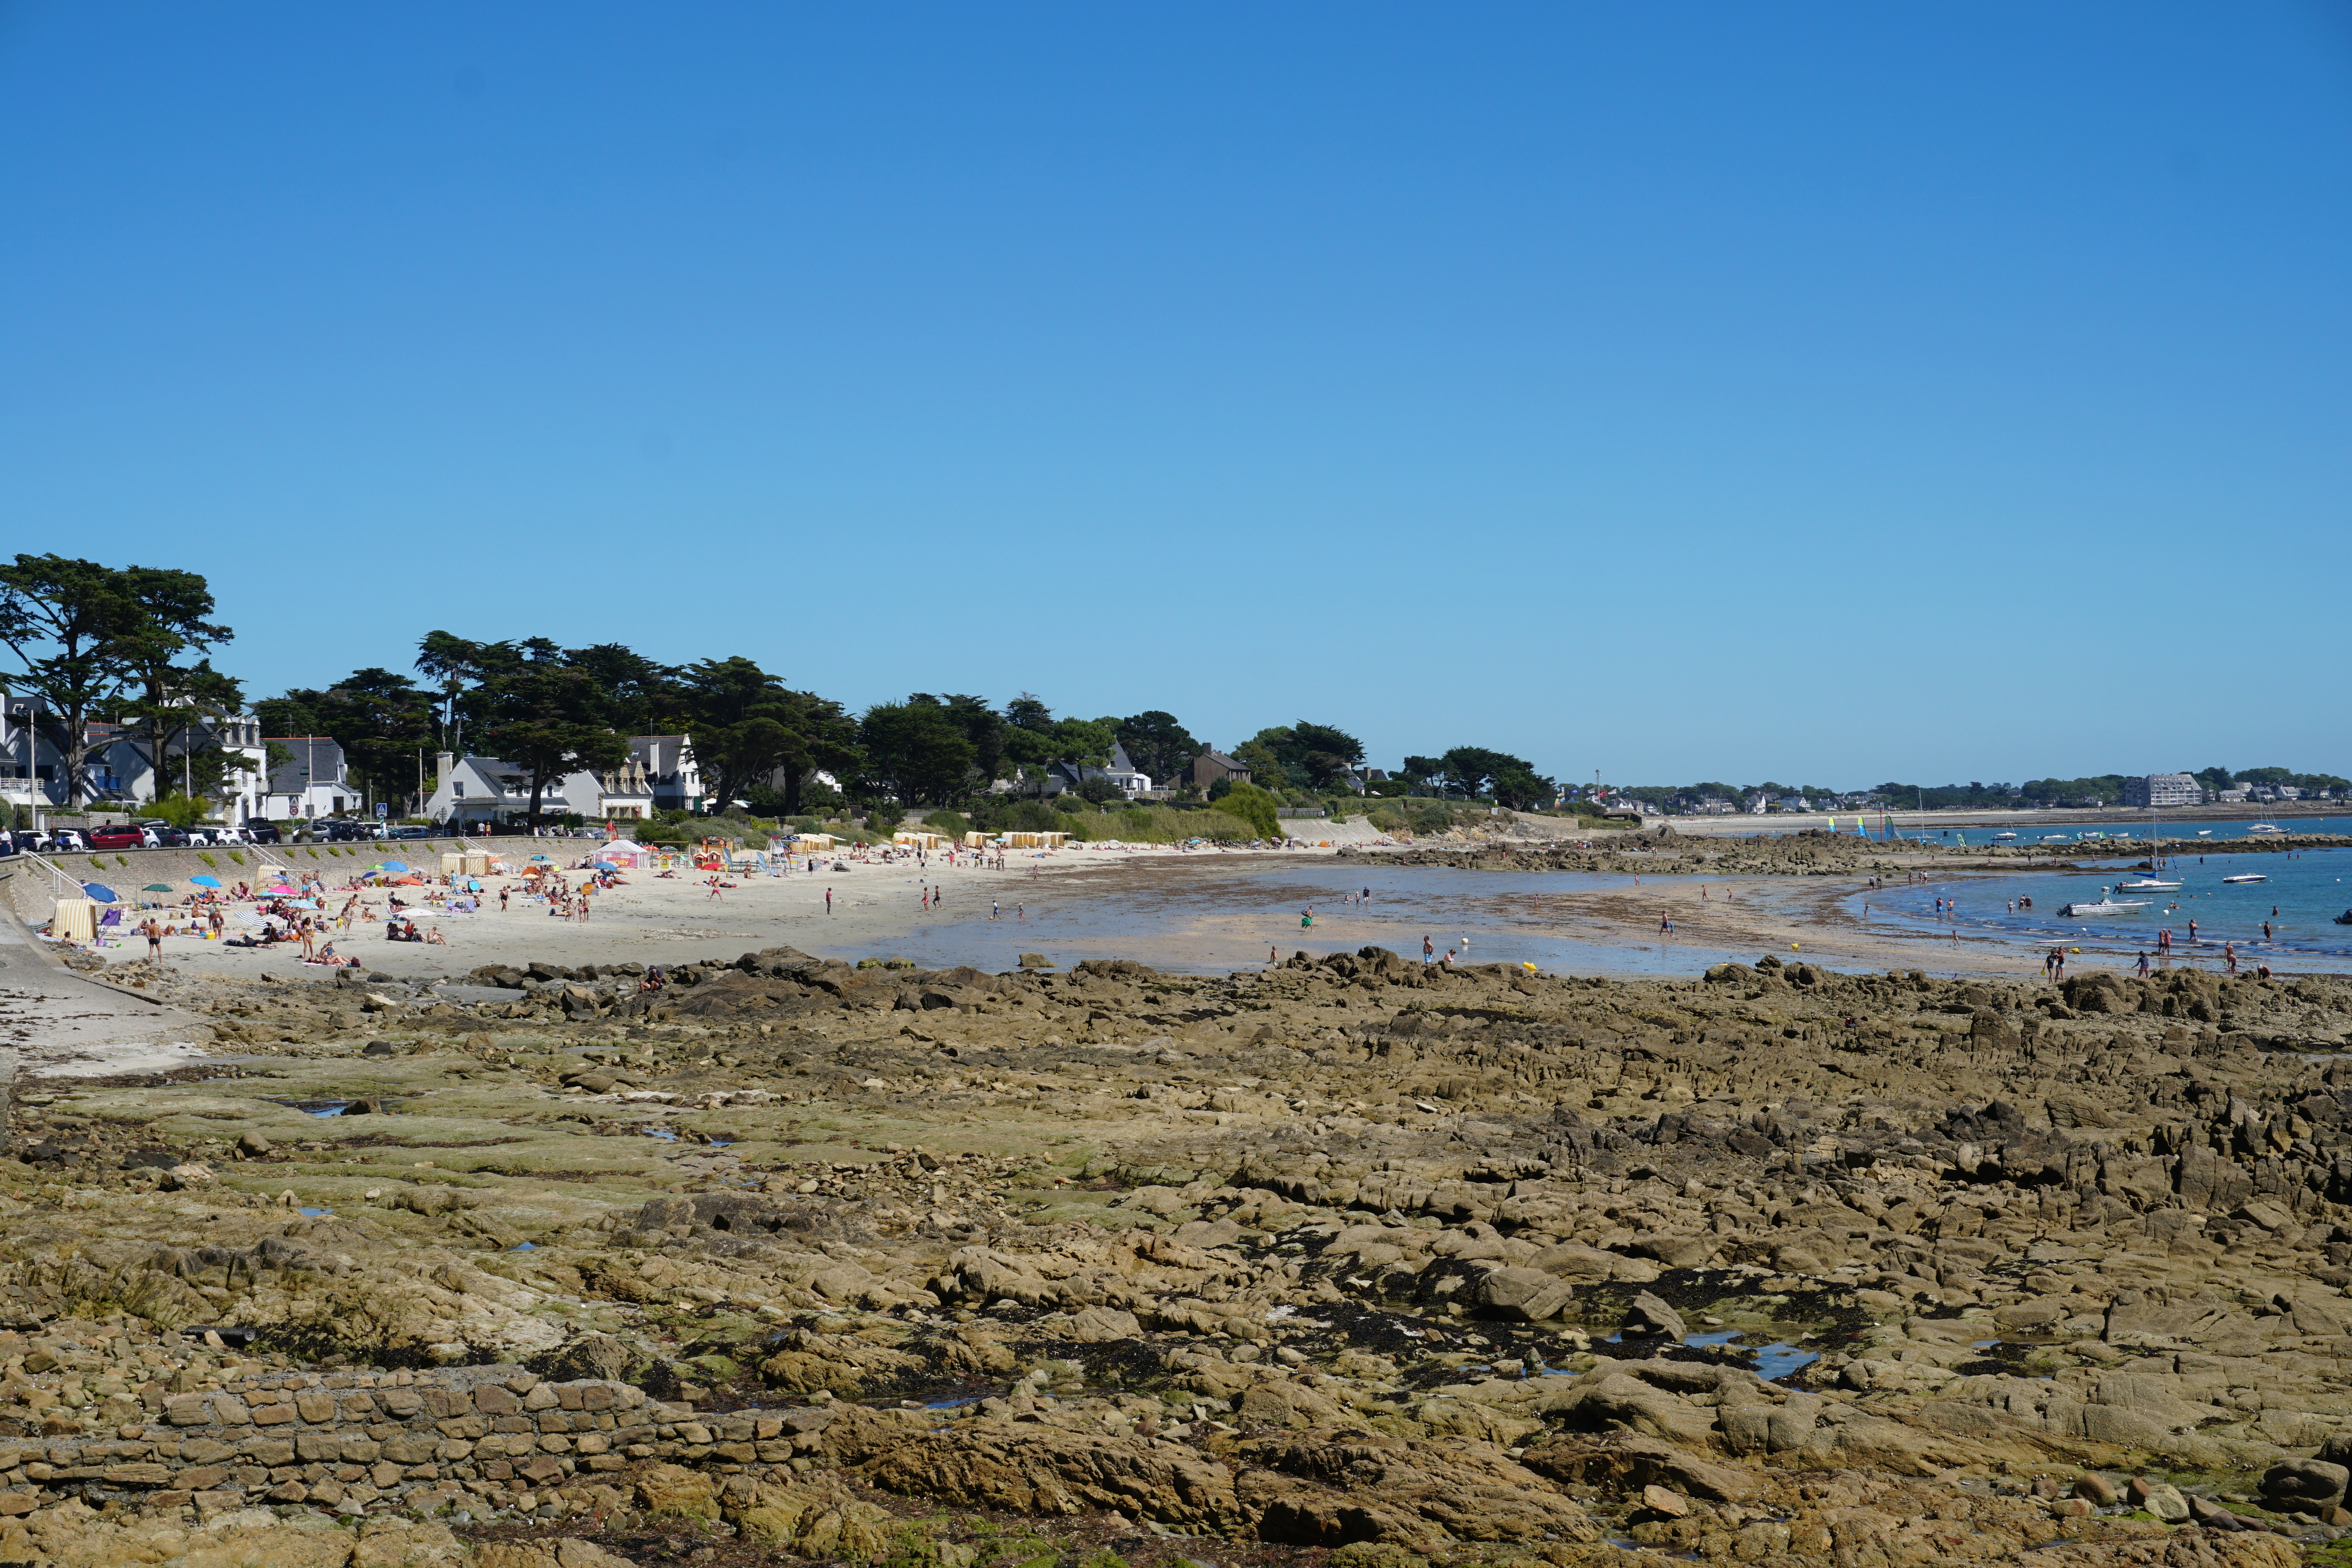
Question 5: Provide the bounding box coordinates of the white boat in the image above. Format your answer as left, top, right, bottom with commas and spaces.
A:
2246, 824, 2283, 835
2221, 873, 2268, 884
2059, 898, 2150, 917
2116, 878, 2181, 891
1992, 831, 2017, 842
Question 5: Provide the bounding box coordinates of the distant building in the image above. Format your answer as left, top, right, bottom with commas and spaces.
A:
263, 737, 356, 820
2213, 787, 2250, 804
1045, 742, 1154, 801
2124, 773, 2201, 808
1190, 749, 1252, 793
426, 753, 623, 828
630, 735, 702, 811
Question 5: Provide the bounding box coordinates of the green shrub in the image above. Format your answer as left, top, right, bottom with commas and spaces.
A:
197, 851, 218, 868
923, 810, 973, 838
1058, 804, 1263, 844
1215, 781, 1282, 841
149, 793, 209, 829
226, 851, 245, 866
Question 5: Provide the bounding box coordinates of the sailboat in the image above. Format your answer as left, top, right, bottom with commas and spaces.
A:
2118, 804, 2181, 891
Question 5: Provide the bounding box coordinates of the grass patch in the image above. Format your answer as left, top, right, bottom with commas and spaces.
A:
226, 851, 245, 865
197, 852, 218, 868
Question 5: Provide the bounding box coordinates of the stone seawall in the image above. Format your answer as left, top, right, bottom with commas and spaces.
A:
0, 1362, 827, 1520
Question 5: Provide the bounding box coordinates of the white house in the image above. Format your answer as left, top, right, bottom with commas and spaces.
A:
101, 711, 271, 824
0, 690, 62, 814
262, 737, 360, 821
425, 753, 653, 829
630, 735, 702, 812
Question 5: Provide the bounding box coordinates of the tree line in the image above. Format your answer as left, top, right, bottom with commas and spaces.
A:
0, 553, 1566, 828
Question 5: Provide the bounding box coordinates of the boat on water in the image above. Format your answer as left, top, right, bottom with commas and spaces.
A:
2116, 877, 2182, 891
2221, 873, 2269, 884
2336, 910, 2352, 927
2246, 823, 2284, 836
2059, 898, 2151, 917
1992, 831, 2017, 842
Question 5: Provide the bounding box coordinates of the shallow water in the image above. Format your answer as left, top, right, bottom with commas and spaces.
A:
1851, 847, 2352, 969
806, 861, 1750, 977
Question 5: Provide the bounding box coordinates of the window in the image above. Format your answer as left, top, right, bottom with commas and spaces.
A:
452, 781, 466, 798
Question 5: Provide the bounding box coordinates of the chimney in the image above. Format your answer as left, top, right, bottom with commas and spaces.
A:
436, 751, 454, 787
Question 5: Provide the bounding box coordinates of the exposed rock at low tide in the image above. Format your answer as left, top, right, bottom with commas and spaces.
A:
4, 945, 2352, 1566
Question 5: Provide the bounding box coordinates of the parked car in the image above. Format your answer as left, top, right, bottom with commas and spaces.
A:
313, 818, 370, 841
89, 825, 146, 850
137, 821, 191, 847
390, 825, 437, 840
243, 822, 282, 844
44, 829, 91, 853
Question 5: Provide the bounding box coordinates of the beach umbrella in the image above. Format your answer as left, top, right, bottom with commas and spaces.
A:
529, 854, 551, 862
142, 883, 174, 892
191, 875, 221, 887
82, 882, 119, 902
381, 860, 409, 873
594, 860, 617, 871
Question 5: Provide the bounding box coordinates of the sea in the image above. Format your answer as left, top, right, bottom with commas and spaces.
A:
1850, 822, 2352, 969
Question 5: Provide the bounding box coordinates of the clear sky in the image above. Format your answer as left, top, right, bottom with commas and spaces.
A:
4, 3, 2347, 790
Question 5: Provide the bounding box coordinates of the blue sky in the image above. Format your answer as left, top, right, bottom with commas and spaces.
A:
4, 3, 2347, 789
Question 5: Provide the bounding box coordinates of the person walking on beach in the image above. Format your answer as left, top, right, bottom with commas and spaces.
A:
825, 887, 833, 914
142, 917, 162, 958
2136, 951, 2151, 976
1423, 935, 1434, 964
2224, 941, 2239, 974
991, 901, 999, 921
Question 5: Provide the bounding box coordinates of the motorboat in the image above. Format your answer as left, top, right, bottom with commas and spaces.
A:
2221, 873, 2268, 884
2059, 898, 2150, 917
2116, 877, 2182, 891
1992, 831, 2017, 842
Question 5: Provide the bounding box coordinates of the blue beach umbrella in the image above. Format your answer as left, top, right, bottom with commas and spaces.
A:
191, 874, 222, 888
381, 861, 409, 874
82, 882, 119, 903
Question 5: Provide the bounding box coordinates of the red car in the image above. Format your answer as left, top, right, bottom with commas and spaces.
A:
88, 826, 148, 850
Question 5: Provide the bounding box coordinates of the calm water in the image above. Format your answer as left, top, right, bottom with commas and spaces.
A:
1860, 815, 2352, 847
1851, 847, 2352, 968
811, 862, 1745, 977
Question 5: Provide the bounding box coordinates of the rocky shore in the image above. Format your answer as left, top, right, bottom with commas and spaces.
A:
4, 942, 2352, 1567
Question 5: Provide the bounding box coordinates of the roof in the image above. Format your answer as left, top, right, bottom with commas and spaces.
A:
264, 736, 347, 795
1196, 749, 1248, 772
